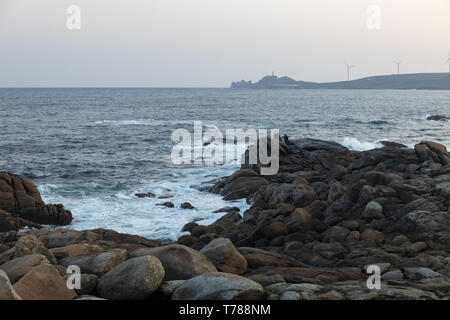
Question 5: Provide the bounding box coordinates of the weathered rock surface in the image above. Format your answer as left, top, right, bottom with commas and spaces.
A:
135, 192, 155, 198
157, 201, 174, 208
51, 243, 104, 260
415, 141, 450, 165
0, 269, 21, 300
172, 272, 265, 300
404, 267, 444, 280
0, 209, 41, 233
59, 249, 127, 277
361, 201, 384, 220
0, 172, 72, 227
180, 202, 196, 210
13, 234, 44, 258
97, 255, 165, 300
156, 280, 186, 297
266, 282, 343, 300
0, 254, 49, 283
13, 264, 77, 300
220, 170, 269, 200
245, 266, 361, 284
64, 273, 99, 296
130, 244, 217, 280
382, 270, 404, 280
200, 238, 247, 274
0, 247, 15, 265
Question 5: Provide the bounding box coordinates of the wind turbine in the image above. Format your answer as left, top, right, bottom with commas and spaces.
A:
346, 64, 355, 81
395, 61, 401, 76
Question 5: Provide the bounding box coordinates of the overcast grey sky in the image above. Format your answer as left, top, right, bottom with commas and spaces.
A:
0, 0, 449, 87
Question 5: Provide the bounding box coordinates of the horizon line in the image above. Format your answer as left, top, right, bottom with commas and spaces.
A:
0, 86, 228, 89
2, 71, 449, 89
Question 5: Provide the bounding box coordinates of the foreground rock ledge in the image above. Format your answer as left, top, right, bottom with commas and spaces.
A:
97, 255, 165, 300
172, 272, 265, 300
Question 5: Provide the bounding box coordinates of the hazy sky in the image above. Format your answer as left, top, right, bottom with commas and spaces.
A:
0, 0, 449, 87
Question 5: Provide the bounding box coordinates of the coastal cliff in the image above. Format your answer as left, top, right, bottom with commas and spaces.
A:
232, 73, 450, 90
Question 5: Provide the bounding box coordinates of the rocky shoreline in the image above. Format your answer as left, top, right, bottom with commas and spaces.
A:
1, 138, 449, 300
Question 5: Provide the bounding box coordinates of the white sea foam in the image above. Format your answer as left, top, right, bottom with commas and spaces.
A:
94, 119, 219, 128
37, 183, 59, 194
38, 165, 249, 241
341, 137, 383, 151
193, 141, 249, 165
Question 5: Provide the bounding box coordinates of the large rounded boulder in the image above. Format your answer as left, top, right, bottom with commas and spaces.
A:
13, 264, 77, 300
97, 255, 165, 300
59, 249, 127, 277
200, 238, 247, 275
130, 244, 217, 280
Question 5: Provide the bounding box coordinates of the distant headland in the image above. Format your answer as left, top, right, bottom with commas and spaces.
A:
231, 73, 450, 90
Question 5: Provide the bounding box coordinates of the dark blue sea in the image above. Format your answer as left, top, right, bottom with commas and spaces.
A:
1, 88, 449, 240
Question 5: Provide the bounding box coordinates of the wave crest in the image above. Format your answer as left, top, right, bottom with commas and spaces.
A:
341, 137, 383, 151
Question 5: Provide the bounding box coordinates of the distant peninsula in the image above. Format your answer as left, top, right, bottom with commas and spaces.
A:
231, 73, 450, 90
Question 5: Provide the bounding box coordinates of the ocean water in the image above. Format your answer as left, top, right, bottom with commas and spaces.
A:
1, 88, 449, 240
